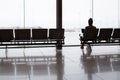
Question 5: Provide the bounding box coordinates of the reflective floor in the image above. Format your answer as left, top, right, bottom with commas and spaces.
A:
0, 46, 120, 80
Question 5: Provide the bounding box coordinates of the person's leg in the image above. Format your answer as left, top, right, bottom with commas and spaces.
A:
86, 44, 92, 56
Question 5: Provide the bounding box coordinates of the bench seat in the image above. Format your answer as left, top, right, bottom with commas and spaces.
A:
80, 28, 120, 49
0, 28, 65, 48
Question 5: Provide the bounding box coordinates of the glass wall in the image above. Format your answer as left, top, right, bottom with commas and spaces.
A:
25, 0, 56, 28
93, 0, 118, 28
63, 0, 91, 30
63, 0, 119, 45
0, 0, 119, 45
0, 0, 56, 29
63, 0, 119, 29
63, 0, 91, 45
118, 0, 120, 27
0, 0, 23, 28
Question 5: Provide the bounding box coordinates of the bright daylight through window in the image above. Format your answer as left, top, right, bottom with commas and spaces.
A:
0, 0, 119, 45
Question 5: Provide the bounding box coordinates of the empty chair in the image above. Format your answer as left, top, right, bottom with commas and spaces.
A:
81, 28, 98, 42
0, 29, 13, 42
15, 29, 31, 41
49, 29, 64, 40
112, 28, 120, 40
97, 28, 113, 42
32, 29, 48, 40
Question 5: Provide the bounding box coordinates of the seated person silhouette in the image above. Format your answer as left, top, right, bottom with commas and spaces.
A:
81, 18, 96, 56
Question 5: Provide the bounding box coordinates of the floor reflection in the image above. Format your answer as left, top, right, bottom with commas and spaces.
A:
0, 48, 64, 80
0, 46, 120, 80
81, 54, 120, 73
81, 54, 120, 80
56, 50, 64, 80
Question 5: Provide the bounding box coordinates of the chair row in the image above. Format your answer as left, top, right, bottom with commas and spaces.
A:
0, 28, 64, 43
81, 28, 120, 42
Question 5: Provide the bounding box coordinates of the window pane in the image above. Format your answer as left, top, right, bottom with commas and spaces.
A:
94, 0, 118, 28
25, 0, 56, 28
63, 0, 91, 45
0, 0, 23, 28
118, 0, 120, 27
63, 0, 91, 30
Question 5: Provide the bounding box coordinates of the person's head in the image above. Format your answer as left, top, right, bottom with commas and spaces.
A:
88, 18, 93, 26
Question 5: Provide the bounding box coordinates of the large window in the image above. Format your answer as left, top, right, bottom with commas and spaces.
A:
0, 0, 23, 28
0, 0, 56, 28
94, 0, 118, 28
63, 0, 91, 45
0, 0, 119, 45
63, 0, 91, 30
118, 0, 120, 27
25, 0, 56, 28
63, 0, 119, 29
63, 0, 120, 45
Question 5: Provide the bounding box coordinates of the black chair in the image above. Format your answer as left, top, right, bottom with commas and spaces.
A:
112, 28, 120, 40
49, 29, 64, 49
81, 28, 98, 42
32, 29, 48, 42
0, 29, 13, 42
80, 28, 98, 49
97, 28, 113, 42
49, 29, 64, 40
15, 29, 31, 41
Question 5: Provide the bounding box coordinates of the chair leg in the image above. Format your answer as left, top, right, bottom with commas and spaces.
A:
5, 46, 8, 59
56, 40, 62, 49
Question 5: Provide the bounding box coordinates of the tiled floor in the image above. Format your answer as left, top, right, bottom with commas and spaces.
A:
0, 45, 120, 80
